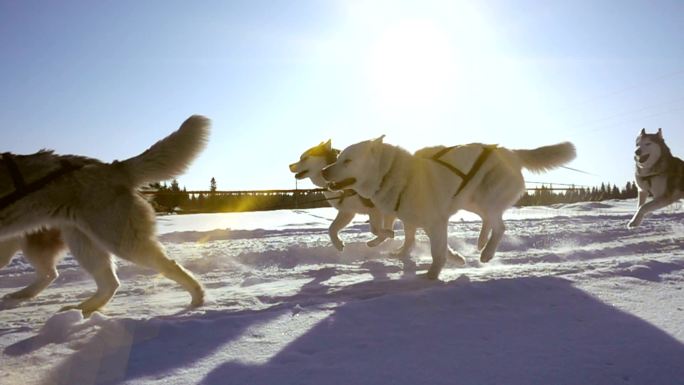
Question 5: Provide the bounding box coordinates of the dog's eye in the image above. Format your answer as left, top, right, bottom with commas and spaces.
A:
343, 159, 352, 165
301, 156, 309, 161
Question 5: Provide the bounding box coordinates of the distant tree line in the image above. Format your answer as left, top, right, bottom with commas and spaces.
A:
147, 179, 329, 213
517, 182, 639, 206
146, 179, 641, 213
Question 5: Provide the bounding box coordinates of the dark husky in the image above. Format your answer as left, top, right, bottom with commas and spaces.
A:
0, 116, 209, 315
629, 128, 684, 227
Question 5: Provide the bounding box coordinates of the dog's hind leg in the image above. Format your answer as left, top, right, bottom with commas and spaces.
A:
480, 215, 505, 263
120, 240, 204, 307
5, 229, 65, 300
477, 220, 491, 251
81, 195, 203, 309
59, 228, 120, 316
329, 211, 355, 251
425, 220, 450, 280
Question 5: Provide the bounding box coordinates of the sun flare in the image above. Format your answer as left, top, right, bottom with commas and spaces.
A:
367, 19, 458, 113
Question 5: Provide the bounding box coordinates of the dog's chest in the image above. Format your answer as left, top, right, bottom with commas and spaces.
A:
636, 172, 667, 198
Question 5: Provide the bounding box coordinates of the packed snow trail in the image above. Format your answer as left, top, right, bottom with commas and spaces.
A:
1, 200, 683, 385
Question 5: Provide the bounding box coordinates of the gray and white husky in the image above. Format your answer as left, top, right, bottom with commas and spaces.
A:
289, 140, 395, 251
322, 136, 575, 279
0, 115, 209, 315
629, 128, 684, 228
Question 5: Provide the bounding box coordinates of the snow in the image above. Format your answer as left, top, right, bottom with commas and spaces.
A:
1, 199, 684, 385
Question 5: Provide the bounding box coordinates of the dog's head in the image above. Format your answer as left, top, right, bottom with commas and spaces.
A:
635, 128, 666, 168
289, 140, 340, 184
322, 135, 386, 197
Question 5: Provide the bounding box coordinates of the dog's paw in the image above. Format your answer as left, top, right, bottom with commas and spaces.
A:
59, 304, 99, 318
448, 250, 466, 266
480, 252, 494, 263
627, 217, 641, 228
366, 236, 386, 248
331, 239, 344, 252
3, 289, 36, 300
426, 266, 442, 280
58, 304, 83, 314
191, 290, 205, 308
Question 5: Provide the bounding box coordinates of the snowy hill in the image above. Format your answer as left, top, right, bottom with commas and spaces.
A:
1, 200, 683, 385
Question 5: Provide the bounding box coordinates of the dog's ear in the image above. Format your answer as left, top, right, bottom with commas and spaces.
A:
372, 135, 385, 144
640, 128, 646, 136
657, 128, 663, 138
324, 139, 332, 150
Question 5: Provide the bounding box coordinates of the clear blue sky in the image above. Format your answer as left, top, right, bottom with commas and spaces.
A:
2, 0, 683, 191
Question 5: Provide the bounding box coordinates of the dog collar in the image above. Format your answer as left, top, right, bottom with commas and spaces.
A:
337, 189, 374, 208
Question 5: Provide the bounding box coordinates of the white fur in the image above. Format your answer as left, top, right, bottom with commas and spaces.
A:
323, 138, 576, 279
289, 140, 395, 251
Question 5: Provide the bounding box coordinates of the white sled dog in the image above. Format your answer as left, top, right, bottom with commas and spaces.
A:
322, 137, 576, 279
629, 128, 684, 228
0, 115, 209, 315
289, 140, 395, 251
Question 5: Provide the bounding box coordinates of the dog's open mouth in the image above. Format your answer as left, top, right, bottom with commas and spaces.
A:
637, 154, 650, 163
294, 170, 309, 179
328, 178, 356, 190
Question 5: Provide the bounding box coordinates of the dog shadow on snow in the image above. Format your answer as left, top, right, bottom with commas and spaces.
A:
3, 254, 425, 385
200, 275, 684, 385
7, 263, 684, 385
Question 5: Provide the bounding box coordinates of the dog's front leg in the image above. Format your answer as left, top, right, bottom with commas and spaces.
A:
5, 231, 65, 300
391, 222, 416, 258
628, 195, 674, 228
366, 211, 395, 247
329, 211, 355, 251
628, 189, 649, 227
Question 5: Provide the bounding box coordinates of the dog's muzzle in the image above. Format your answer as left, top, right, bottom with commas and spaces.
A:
290, 163, 308, 179
328, 178, 356, 191
636, 154, 650, 163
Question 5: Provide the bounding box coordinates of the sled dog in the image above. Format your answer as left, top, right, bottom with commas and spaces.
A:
322, 136, 575, 279
629, 128, 684, 227
289, 140, 395, 251
0, 115, 209, 315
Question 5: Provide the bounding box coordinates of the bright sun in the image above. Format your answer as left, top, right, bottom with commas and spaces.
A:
367, 19, 458, 114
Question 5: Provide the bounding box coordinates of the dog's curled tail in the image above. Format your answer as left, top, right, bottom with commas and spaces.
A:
121, 115, 210, 185
514, 142, 576, 173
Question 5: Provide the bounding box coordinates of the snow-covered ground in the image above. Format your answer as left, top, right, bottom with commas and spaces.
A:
1, 199, 684, 385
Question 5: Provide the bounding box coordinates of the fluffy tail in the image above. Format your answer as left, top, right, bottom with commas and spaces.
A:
513, 142, 576, 173
120, 115, 210, 185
